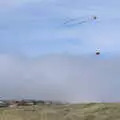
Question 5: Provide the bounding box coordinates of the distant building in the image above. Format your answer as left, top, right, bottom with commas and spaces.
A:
18, 99, 35, 106
0, 101, 9, 107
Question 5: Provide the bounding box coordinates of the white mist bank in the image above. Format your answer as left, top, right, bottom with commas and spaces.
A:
0, 54, 120, 102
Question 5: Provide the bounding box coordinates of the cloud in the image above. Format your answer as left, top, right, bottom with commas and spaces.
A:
0, 54, 120, 102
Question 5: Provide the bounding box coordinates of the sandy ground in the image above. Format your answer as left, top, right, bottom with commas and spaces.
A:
0, 103, 120, 120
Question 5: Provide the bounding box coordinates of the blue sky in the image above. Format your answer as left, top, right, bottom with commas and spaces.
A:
0, 0, 120, 56
0, 0, 120, 102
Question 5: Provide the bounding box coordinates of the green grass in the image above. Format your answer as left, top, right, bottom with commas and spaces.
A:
0, 103, 120, 120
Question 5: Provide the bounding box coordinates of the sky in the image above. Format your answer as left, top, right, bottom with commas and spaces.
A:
0, 0, 120, 102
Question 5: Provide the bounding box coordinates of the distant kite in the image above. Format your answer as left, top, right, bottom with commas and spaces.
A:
96, 48, 100, 55
64, 15, 97, 25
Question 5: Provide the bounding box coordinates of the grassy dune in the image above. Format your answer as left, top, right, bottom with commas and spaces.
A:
0, 103, 120, 120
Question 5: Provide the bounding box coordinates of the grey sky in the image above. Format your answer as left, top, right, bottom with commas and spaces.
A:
0, 54, 120, 102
